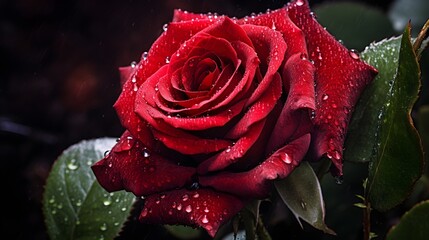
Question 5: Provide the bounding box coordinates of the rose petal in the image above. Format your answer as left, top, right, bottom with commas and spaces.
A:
267, 52, 315, 153
91, 131, 196, 196
237, 8, 307, 60
118, 66, 135, 86
140, 189, 244, 237
240, 24, 287, 107
197, 119, 266, 174
115, 18, 217, 146
199, 134, 311, 198
172, 9, 215, 22
226, 72, 282, 139
287, 0, 378, 175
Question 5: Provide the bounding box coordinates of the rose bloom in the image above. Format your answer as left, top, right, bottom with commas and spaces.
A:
92, 0, 377, 236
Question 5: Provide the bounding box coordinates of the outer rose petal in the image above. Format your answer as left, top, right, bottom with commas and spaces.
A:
91, 131, 196, 196
288, 0, 377, 175
267, 52, 315, 153
199, 134, 311, 198
140, 189, 244, 237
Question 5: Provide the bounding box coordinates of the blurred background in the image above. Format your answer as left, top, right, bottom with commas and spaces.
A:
1, 0, 427, 239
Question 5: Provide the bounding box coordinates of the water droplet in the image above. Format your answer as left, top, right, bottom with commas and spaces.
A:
121, 207, 127, 212
172, 202, 177, 208
349, 49, 360, 60
193, 192, 200, 198
76, 220, 80, 225
57, 203, 63, 209
100, 223, 107, 231
310, 110, 316, 119
67, 159, 79, 170
300, 201, 307, 210
300, 52, 307, 60
333, 150, 341, 160
114, 222, 119, 226
201, 215, 209, 224
163, 23, 168, 31
185, 205, 192, 213
103, 199, 112, 206
176, 203, 182, 211
335, 175, 344, 185
280, 153, 292, 164
225, 146, 231, 153
204, 207, 210, 213
310, 12, 317, 19
160, 194, 166, 199
182, 194, 189, 201
296, 0, 304, 6
76, 200, 82, 207
49, 197, 55, 204
142, 148, 150, 158
130, 61, 137, 68
104, 150, 110, 157
322, 94, 329, 101
141, 51, 148, 61
108, 162, 113, 168
141, 207, 148, 217
165, 56, 170, 64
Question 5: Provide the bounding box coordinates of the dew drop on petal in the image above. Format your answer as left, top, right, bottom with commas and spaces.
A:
193, 192, 199, 198
281, 153, 292, 164
141, 207, 148, 217
130, 61, 137, 68
165, 56, 170, 64
176, 204, 182, 211
185, 205, 192, 213
322, 94, 329, 101
182, 194, 189, 201
201, 215, 209, 224
349, 49, 360, 60
163, 23, 168, 31
142, 148, 150, 158
300, 52, 307, 60
141, 52, 148, 61
296, 0, 304, 6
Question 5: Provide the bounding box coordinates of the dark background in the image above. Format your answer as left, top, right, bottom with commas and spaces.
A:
0, 0, 402, 239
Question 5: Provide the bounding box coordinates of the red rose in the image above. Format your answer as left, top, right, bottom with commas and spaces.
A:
92, 0, 377, 236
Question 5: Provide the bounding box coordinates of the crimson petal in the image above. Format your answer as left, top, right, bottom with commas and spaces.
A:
287, 0, 377, 175
267, 52, 315, 153
140, 188, 244, 237
199, 134, 311, 198
91, 131, 196, 196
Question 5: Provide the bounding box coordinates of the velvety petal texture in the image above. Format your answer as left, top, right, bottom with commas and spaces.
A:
287, 0, 377, 175
92, 0, 377, 237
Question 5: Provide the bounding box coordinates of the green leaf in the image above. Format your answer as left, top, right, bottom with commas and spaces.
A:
314, 2, 395, 51
386, 200, 429, 240
164, 225, 202, 240
43, 138, 136, 240
345, 36, 402, 163
365, 25, 424, 211
275, 162, 334, 235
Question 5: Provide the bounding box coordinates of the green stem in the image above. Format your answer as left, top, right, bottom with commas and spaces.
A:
363, 200, 371, 240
